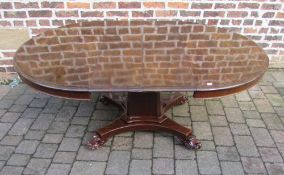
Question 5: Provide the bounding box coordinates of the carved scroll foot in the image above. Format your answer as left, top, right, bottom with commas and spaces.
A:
178, 135, 202, 150
86, 134, 106, 150
163, 93, 189, 112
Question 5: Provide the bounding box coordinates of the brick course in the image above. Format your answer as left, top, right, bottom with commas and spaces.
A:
0, 0, 284, 76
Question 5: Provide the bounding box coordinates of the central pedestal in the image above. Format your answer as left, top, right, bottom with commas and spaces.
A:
87, 92, 201, 150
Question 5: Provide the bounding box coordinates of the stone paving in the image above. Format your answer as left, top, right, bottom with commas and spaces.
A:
0, 70, 284, 175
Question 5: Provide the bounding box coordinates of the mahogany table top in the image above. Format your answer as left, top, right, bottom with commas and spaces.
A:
14, 20, 269, 92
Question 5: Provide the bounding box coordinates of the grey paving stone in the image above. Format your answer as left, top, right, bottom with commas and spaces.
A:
0, 161, 4, 170
230, 123, 250, 135
7, 154, 30, 166
249, 90, 266, 99
212, 127, 234, 146
270, 130, 284, 143
217, 146, 240, 161
259, 147, 283, 162
46, 163, 71, 175
254, 99, 275, 113
8, 118, 34, 136
70, 161, 106, 175
262, 113, 284, 130
63, 99, 80, 106
236, 91, 251, 101
9, 104, 27, 112
48, 121, 69, 134
260, 85, 278, 93
153, 136, 174, 158
71, 117, 90, 125
224, 108, 245, 123
247, 118, 266, 128
275, 107, 284, 118
173, 104, 190, 117
0, 99, 13, 109
24, 130, 45, 140
77, 146, 110, 161
190, 106, 208, 121
221, 161, 245, 175
31, 118, 53, 130
189, 98, 204, 105
250, 128, 275, 147
243, 110, 261, 119
206, 100, 225, 115
266, 94, 284, 106
0, 166, 23, 175
112, 136, 132, 150
199, 140, 216, 151
134, 131, 153, 148
21, 108, 42, 118
0, 123, 12, 139
235, 136, 259, 157
42, 133, 63, 144
105, 151, 130, 175
42, 102, 62, 114
0, 109, 5, 117
241, 157, 266, 174
92, 110, 118, 121
209, 115, 228, 126
197, 151, 221, 174
173, 116, 191, 127
24, 158, 51, 175
192, 122, 213, 140
265, 163, 284, 175
15, 140, 39, 154
66, 125, 86, 138
53, 152, 76, 164
176, 159, 198, 175
29, 98, 48, 108
0, 146, 14, 160
34, 143, 58, 158
87, 120, 110, 131
75, 101, 95, 117
271, 72, 284, 81
221, 96, 238, 107
153, 158, 174, 175
174, 144, 195, 160
58, 138, 81, 151
38, 113, 55, 119
238, 101, 256, 111
55, 106, 76, 121
129, 160, 151, 175
132, 148, 152, 160
0, 135, 22, 146
0, 112, 21, 123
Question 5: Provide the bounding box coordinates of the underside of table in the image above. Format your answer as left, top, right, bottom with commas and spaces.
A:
86, 92, 201, 150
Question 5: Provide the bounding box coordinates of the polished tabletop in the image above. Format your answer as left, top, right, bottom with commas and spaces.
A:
14, 20, 269, 92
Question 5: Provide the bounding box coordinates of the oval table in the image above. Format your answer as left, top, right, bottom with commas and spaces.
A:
14, 20, 269, 150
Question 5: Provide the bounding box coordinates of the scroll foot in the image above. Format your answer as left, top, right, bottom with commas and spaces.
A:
175, 95, 189, 105
86, 135, 105, 150
178, 135, 202, 150
99, 96, 109, 105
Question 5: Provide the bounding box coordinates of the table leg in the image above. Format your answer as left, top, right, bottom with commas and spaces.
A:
86, 92, 201, 150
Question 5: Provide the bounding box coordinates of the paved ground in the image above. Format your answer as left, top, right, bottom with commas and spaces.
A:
0, 70, 284, 175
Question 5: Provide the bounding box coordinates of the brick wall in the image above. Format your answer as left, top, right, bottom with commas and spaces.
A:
0, 0, 284, 77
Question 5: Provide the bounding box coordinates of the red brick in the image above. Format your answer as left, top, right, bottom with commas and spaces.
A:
41, 2, 64, 8
55, 11, 79, 17
4, 11, 27, 18
269, 20, 284, 26
180, 11, 201, 17
118, 2, 141, 9
214, 3, 236, 9
67, 2, 90, 9
238, 3, 260, 9
204, 11, 225, 17
156, 10, 177, 17
106, 11, 128, 17
168, 2, 188, 9
26, 20, 37, 26
39, 20, 50, 26
227, 11, 248, 18
262, 12, 275, 18
14, 2, 38, 8
29, 10, 52, 17
13, 21, 24, 26
0, 21, 11, 26
0, 2, 12, 9
132, 11, 153, 17
276, 12, 284, 18
143, 2, 165, 8
261, 3, 281, 10
81, 11, 103, 17
93, 2, 116, 9
191, 3, 212, 9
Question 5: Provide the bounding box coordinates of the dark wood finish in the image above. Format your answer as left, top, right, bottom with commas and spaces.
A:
87, 92, 201, 150
193, 75, 263, 98
19, 75, 91, 100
